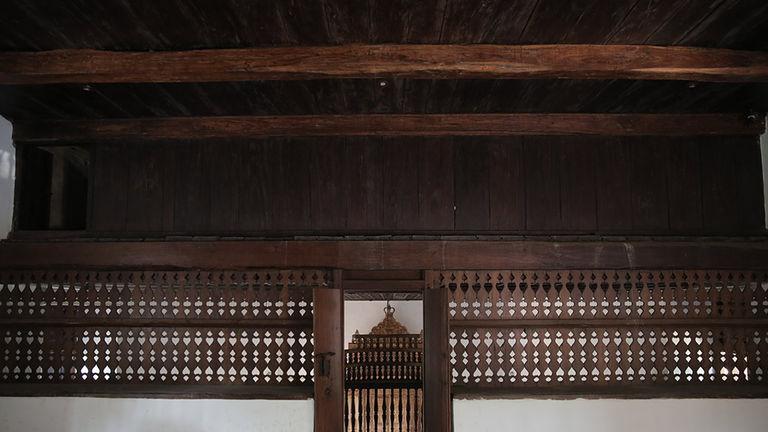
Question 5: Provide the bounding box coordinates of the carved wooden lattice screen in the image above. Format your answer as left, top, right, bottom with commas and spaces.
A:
438, 270, 768, 397
0, 269, 327, 397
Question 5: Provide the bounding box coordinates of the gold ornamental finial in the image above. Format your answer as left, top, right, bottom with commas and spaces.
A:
370, 301, 408, 335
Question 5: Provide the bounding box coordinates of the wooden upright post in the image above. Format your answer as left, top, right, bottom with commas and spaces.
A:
313, 269, 344, 432
423, 271, 451, 431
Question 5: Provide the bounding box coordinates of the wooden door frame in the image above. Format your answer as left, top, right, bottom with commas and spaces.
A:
319, 269, 452, 432
424, 270, 452, 432
314, 269, 345, 432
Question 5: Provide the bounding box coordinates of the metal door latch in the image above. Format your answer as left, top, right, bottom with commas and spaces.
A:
314, 351, 335, 377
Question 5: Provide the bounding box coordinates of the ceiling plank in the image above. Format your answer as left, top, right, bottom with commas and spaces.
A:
1, 45, 768, 84
13, 113, 764, 143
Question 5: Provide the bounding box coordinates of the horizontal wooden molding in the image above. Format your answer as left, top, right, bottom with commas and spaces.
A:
344, 280, 425, 293
0, 383, 314, 399
1, 240, 767, 270
13, 113, 764, 143
451, 383, 768, 399
449, 319, 768, 328
2, 45, 768, 84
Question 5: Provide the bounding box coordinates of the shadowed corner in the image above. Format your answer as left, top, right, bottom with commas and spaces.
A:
0, 116, 14, 240
762, 115, 768, 230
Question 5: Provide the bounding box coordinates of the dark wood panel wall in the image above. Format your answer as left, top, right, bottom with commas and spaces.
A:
84, 135, 765, 236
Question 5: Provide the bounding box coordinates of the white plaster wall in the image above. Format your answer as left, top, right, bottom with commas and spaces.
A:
454, 399, 768, 432
0, 117, 14, 239
0, 397, 313, 432
344, 300, 423, 344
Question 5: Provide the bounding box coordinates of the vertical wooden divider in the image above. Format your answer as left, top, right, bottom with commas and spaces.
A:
314, 269, 344, 432
423, 270, 451, 431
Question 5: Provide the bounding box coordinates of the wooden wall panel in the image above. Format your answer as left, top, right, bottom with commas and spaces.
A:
276, 140, 312, 231
173, 141, 210, 232
418, 139, 455, 230
455, 138, 490, 230
595, 139, 633, 232
488, 137, 525, 230
525, 138, 561, 230
630, 139, 669, 231
309, 139, 346, 231
667, 138, 704, 231
382, 138, 419, 230
159, 145, 176, 231
90, 144, 127, 232
238, 141, 272, 231
208, 140, 240, 231
558, 137, 597, 231
345, 138, 384, 230
699, 137, 765, 232
125, 144, 163, 232
81, 136, 765, 236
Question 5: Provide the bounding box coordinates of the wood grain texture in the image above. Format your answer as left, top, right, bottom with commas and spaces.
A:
21, 136, 766, 237
2, 45, 768, 84
313, 271, 344, 432
13, 113, 765, 143
0, 1, 766, 51
1, 240, 767, 270
423, 275, 451, 432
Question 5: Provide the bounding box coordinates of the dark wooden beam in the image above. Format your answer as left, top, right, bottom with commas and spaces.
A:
0, 239, 766, 271
2, 45, 768, 84
13, 114, 764, 143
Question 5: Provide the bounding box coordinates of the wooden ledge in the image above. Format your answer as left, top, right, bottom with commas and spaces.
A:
1, 240, 767, 270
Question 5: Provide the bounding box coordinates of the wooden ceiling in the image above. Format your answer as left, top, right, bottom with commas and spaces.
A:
1, 80, 766, 122
1, 0, 767, 50
0, 1, 767, 126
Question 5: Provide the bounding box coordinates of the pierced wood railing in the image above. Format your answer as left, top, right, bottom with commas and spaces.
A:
0, 269, 329, 397
436, 270, 768, 398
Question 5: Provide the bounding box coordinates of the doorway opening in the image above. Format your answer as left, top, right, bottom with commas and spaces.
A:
344, 271, 424, 432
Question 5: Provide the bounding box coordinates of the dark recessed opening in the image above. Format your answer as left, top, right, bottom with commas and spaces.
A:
16, 145, 89, 231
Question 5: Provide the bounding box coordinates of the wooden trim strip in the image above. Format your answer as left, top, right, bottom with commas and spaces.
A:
0, 383, 314, 399
449, 319, 768, 328
0, 318, 314, 328
1, 240, 767, 271
2, 45, 768, 84
13, 114, 764, 143
451, 384, 768, 399
344, 280, 425, 292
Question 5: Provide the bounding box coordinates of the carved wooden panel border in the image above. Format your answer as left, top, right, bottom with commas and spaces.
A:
2, 326, 313, 385
435, 270, 768, 397
0, 269, 329, 396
